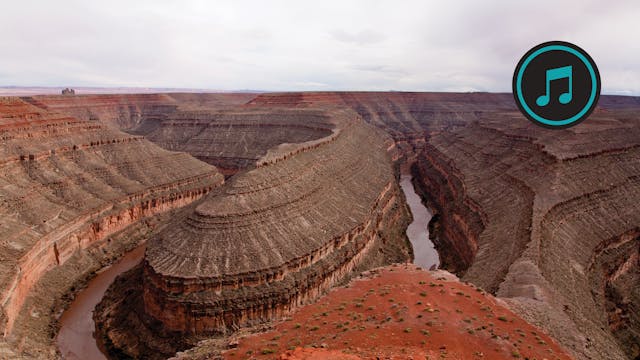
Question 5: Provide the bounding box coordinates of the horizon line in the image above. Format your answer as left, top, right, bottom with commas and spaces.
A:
0, 86, 636, 97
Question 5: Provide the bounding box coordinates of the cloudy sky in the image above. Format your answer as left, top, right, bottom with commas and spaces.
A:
0, 0, 638, 94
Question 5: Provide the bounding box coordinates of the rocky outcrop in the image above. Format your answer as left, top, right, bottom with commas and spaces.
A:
0, 97, 224, 342
407, 110, 640, 359
208, 264, 574, 360
248, 92, 640, 359
143, 108, 406, 333
95, 106, 411, 358
130, 106, 334, 176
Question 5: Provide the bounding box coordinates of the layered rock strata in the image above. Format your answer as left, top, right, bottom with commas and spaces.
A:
412, 113, 640, 359
2, 91, 638, 359
0, 97, 224, 340
133, 107, 334, 175
22, 93, 256, 130
33, 93, 338, 176
248, 92, 640, 359
140, 108, 407, 336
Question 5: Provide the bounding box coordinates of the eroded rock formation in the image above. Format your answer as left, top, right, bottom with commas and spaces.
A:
134, 107, 334, 176
411, 110, 640, 359
143, 108, 401, 331
1, 91, 638, 359
234, 92, 640, 359
95, 105, 411, 358
0, 97, 224, 347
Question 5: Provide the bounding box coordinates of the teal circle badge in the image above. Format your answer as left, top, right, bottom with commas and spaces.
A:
512, 41, 600, 129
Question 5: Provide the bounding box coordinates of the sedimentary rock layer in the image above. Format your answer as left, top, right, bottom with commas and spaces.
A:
252, 92, 639, 359
141, 107, 407, 336
0, 97, 224, 339
133, 107, 334, 175
411, 108, 640, 359
32, 93, 338, 176
23, 93, 256, 130
2, 91, 637, 359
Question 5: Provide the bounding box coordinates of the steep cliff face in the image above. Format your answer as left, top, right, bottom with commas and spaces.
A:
410, 143, 484, 275
23, 93, 256, 131
244, 92, 640, 359
132, 107, 334, 175
0, 97, 224, 342
95, 106, 411, 358
410, 110, 640, 359
2, 91, 638, 359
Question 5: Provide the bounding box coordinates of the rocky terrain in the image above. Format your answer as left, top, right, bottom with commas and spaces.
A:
408, 100, 640, 360
28, 94, 334, 177
94, 105, 413, 358
247, 92, 640, 360
0, 96, 224, 358
0, 91, 637, 359
208, 264, 573, 360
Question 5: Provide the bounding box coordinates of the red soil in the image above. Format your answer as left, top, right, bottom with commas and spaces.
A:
226, 264, 573, 360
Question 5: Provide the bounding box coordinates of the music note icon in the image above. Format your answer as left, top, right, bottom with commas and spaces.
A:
536, 65, 573, 107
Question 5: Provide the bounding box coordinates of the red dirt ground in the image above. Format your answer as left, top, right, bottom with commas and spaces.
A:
224, 264, 573, 360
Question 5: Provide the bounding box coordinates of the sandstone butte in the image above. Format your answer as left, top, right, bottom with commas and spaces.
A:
0, 92, 637, 360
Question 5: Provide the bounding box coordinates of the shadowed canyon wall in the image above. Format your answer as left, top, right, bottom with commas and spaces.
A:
413, 107, 640, 360
30, 93, 336, 177
0, 97, 224, 350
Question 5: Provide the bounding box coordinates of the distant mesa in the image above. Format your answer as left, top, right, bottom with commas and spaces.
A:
61, 87, 75, 95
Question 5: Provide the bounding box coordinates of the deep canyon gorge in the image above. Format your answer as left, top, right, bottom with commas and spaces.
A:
0, 92, 637, 359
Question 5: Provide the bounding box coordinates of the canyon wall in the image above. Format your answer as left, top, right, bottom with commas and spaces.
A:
131, 107, 334, 175
246, 92, 640, 359
0, 97, 224, 343
29, 93, 338, 176
1, 91, 638, 359
23, 93, 256, 130
324, 92, 639, 359
95, 105, 411, 358
384, 99, 640, 359
142, 110, 400, 333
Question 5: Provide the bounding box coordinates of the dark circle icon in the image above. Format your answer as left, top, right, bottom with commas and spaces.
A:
513, 41, 600, 129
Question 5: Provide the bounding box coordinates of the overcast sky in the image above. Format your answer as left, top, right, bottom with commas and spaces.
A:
0, 0, 638, 94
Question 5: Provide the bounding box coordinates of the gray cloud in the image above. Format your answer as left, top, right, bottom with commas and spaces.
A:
351, 64, 407, 75
0, 0, 638, 94
330, 29, 385, 45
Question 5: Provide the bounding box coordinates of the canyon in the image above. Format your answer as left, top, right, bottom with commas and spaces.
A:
94, 104, 412, 358
0, 91, 637, 359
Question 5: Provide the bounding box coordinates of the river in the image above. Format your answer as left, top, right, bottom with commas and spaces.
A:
56, 244, 146, 360
399, 175, 440, 269
57, 176, 438, 359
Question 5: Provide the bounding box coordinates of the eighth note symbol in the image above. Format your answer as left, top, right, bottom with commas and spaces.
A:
536, 65, 573, 107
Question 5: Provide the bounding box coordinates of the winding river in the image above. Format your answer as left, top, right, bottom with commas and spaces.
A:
56, 244, 146, 360
399, 175, 440, 269
57, 175, 438, 359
